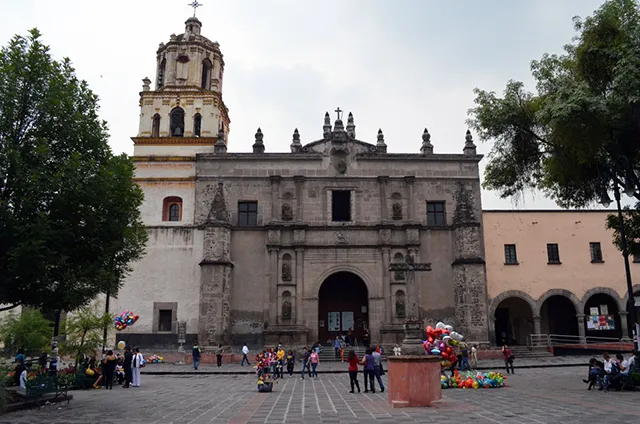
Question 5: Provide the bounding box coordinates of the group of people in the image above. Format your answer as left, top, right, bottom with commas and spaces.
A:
254, 345, 298, 379
346, 347, 385, 393
84, 346, 145, 389
191, 343, 225, 370
584, 350, 639, 392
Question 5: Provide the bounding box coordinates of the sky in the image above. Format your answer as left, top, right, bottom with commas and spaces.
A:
3, 0, 625, 210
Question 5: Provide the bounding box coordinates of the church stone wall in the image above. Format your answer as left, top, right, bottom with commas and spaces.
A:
114, 227, 202, 347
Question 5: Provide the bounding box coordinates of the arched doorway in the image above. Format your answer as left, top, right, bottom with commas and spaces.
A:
318, 272, 368, 344
540, 295, 579, 337
494, 297, 534, 346
583, 293, 622, 339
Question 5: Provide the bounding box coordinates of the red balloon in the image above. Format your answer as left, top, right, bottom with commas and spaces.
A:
428, 336, 434, 344
133, 315, 140, 321
426, 325, 434, 334
442, 329, 450, 335
445, 346, 453, 354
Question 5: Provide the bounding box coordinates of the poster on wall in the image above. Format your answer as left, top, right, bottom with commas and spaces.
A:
328, 312, 341, 332
589, 307, 599, 316
600, 304, 609, 315
342, 311, 354, 332
588, 315, 615, 330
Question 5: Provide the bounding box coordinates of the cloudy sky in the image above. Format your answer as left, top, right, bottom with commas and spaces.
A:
3, 0, 620, 210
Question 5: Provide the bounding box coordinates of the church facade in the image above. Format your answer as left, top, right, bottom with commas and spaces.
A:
115, 16, 490, 349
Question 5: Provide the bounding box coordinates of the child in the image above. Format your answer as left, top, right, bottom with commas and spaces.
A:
583, 357, 603, 390
286, 350, 296, 377
393, 344, 401, 356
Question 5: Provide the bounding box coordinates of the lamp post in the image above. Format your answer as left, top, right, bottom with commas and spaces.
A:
598, 156, 639, 350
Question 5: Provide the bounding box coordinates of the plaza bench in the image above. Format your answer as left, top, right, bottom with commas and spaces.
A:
17, 375, 71, 407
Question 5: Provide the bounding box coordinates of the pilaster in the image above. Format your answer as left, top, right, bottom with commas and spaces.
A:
381, 247, 391, 323
270, 175, 282, 222
294, 176, 306, 222
577, 314, 586, 343
295, 247, 305, 326
378, 176, 389, 221
404, 176, 415, 221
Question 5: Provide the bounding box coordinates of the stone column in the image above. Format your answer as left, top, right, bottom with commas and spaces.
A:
378, 176, 389, 221
268, 247, 279, 325
619, 312, 629, 340
270, 175, 281, 221
382, 247, 391, 323
533, 315, 542, 335
404, 176, 415, 221
576, 314, 586, 343
295, 247, 305, 326
294, 176, 306, 222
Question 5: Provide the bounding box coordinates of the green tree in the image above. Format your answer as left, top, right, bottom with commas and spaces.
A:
0, 309, 52, 356
61, 303, 113, 366
0, 29, 147, 313
606, 204, 640, 257
467, 0, 640, 209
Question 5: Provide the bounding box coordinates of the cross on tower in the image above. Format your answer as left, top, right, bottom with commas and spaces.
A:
334, 107, 343, 121
188, 1, 203, 17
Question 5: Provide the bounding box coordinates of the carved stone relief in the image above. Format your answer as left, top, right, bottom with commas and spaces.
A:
406, 228, 420, 245
334, 230, 349, 245
267, 229, 281, 245
379, 229, 391, 245
392, 203, 403, 220
281, 203, 293, 221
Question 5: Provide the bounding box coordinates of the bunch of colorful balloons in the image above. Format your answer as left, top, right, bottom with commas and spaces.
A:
441, 370, 506, 389
114, 310, 139, 331
147, 354, 164, 363
422, 321, 465, 368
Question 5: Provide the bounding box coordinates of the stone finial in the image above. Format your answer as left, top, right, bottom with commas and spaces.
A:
420, 127, 433, 155
323, 112, 332, 137
142, 77, 151, 92
206, 181, 230, 224
346, 112, 356, 139
215, 124, 227, 154
291, 128, 302, 153
376, 128, 387, 153
464, 129, 477, 155
253, 127, 265, 153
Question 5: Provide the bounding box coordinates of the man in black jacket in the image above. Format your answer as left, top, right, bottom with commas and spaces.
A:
123, 346, 133, 388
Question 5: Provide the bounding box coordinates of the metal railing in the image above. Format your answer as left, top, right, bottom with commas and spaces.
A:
527, 333, 631, 350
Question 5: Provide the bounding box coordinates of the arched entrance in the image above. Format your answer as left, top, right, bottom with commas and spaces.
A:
540, 295, 579, 337
583, 293, 622, 339
318, 272, 368, 344
494, 297, 534, 346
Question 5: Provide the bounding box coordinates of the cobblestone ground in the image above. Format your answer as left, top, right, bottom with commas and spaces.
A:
3, 368, 639, 424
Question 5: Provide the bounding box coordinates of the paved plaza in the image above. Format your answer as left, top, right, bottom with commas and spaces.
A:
3, 367, 639, 424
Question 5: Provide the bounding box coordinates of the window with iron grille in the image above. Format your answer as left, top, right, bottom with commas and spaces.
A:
504, 244, 518, 265
590, 242, 603, 262
547, 243, 560, 264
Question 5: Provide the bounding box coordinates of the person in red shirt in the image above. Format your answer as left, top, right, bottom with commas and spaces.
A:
502, 345, 514, 374
347, 350, 361, 393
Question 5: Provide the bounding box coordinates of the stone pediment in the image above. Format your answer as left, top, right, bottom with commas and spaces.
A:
301, 137, 379, 155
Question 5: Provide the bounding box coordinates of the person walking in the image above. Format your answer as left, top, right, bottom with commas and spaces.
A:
309, 349, 319, 379
333, 336, 341, 359
502, 345, 514, 374
286, 350, 296, 377
103, 350, 117, 389
300, 347, 311, 379
192, 342, 201, 370
347, 350, 361, 393
216, 344, 223, 367
470, 344, 478, 369
122, 346, 133, 388
339, 337, 346, 362
363, 329, 370, 348
372, 347, 385, 392
361, 348, 375, 393
460, 344, 471, 371
131, 347, 144, 387
241, 343, 250, 366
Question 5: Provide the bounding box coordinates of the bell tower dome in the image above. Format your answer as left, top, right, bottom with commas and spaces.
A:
132, 14, 230, 157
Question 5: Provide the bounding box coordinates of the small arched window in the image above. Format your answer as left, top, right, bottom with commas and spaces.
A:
201, 59, 212, 90
162, 196, 183, 222
151, 114, 161, 137
193, 113, 202, 137
170, 107, 185, 137
157, 58, 166, 89
393, 252, 405, 281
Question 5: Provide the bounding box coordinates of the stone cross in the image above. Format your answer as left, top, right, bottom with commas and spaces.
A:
334, 107, 343, 121
389, 258, 432, 355
188, 1, 203, 17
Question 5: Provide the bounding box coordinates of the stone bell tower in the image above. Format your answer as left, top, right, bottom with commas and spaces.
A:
132, 15, 230, 157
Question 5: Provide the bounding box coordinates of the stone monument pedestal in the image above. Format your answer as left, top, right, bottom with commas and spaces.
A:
387, 355, 441, 408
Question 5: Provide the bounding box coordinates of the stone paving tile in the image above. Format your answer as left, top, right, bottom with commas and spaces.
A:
2, 367, 639, 424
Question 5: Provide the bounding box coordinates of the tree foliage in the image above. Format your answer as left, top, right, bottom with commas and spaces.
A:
606, 203, 640, 257
61, 302, 112, 363
0, 309, 52, 356
468, 0, 640, 208
0, 30, 147, 312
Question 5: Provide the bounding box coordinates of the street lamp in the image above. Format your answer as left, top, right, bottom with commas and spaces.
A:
598, 155, 639, 350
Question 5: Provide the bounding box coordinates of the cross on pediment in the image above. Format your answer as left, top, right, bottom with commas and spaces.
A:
334, 107, 343, 121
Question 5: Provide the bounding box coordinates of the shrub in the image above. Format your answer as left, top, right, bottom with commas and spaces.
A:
0, 310, 52, 356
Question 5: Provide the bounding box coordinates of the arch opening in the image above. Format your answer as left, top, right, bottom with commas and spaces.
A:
494, 297, 534, 346
318, 271, 368, 344
583, 293, 622, 339
170, 107, 185, 137
540, 295, 579, 337
151, 114, 161, 137
201, 59, 212, 90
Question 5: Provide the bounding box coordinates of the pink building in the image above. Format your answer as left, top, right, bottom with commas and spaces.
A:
484, 210, 640, 346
